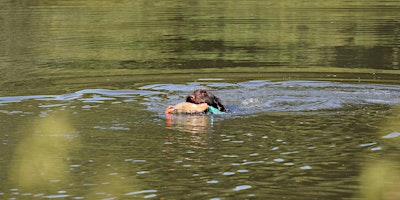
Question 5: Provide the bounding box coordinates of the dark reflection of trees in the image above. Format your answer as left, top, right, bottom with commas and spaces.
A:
333, 46, 396, 69
158, 36, 283, 68
0, 1, 37, 80
333, 19, 399, 69
157, 3, 400, 70
155, 1, 285, 69
1, 0, 399, 73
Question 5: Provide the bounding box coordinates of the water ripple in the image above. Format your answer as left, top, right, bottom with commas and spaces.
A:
0, 80, 399, 117
125, 190, 158, 196
233, 185, 252, 191
142, 80, 400, 114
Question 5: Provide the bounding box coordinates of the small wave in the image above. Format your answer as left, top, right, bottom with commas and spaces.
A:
0, 80, 399, 115
144, 80, 400, 114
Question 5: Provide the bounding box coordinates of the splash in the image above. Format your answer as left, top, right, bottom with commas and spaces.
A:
142, 80, 400, 114
0, 80, 399, 115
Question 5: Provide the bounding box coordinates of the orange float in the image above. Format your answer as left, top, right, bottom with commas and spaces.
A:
165, 102, 209, 114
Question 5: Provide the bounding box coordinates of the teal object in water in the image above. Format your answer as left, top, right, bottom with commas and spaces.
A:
207, 106, 225, 114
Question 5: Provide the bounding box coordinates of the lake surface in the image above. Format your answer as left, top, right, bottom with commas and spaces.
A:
1, 0, 400, 199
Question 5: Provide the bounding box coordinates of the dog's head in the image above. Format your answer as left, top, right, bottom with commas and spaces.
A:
186, 89, 226, 112
186, 94, 206, 104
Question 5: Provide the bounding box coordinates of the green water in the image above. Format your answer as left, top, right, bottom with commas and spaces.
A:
1, 1, 400, 199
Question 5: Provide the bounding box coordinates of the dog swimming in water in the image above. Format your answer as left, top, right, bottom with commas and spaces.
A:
185, 89, 226, 112
165, 89, 227, 114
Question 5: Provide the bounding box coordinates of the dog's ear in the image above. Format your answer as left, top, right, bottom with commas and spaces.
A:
186, 94, 195, 103
186, 94, 206, 104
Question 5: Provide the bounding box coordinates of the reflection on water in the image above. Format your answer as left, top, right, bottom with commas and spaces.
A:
0, 0, 399, 95
166, 114, 212, 133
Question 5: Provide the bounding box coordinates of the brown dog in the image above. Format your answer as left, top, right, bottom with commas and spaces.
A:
186, 89, 226, 112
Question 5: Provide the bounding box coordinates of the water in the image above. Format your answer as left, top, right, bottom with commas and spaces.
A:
1, 80, 400, 199
1, 0, 400, 199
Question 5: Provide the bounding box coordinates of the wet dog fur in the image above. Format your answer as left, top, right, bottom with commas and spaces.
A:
186, 89, 226, 112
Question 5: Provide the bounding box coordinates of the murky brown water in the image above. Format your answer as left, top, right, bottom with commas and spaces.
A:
1, 1, 400, 199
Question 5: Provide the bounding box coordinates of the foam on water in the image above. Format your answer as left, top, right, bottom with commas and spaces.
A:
142, 80, 400, 114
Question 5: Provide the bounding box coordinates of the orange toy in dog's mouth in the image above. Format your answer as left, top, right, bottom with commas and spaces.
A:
165, 102, 209, 114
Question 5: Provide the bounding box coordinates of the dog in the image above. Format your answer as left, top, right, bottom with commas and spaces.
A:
186, 89, 226, 112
